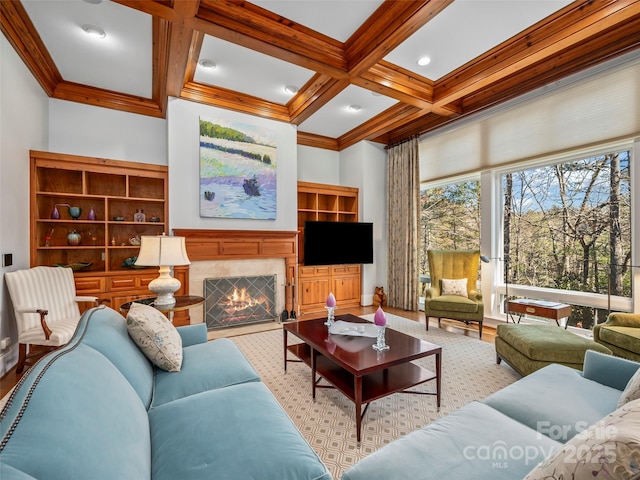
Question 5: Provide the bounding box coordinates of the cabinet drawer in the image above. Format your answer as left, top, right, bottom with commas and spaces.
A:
332, 264, 360, 274
75, 277, 104, 293
299, 265, 330, 277
108, 277, 137, 290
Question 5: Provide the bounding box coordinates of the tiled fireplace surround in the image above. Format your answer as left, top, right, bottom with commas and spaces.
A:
173, 229, 297, 326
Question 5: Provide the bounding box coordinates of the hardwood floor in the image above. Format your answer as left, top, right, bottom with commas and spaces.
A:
0, 306, 496, 400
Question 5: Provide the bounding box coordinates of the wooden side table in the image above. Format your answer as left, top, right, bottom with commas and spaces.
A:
120, 295, 205, 326
507, 299, 572, 328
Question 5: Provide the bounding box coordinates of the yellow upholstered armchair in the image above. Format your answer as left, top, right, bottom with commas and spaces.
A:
424, 249, 484, 338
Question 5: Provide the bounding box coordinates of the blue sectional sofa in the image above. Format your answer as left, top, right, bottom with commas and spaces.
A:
0, 306, 332, 480
343, 350, 640, 480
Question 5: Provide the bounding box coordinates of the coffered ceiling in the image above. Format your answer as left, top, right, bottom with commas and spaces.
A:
2, 0, 639, 151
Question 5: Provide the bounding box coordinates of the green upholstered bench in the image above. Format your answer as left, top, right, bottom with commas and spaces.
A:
495, 324, 612, 376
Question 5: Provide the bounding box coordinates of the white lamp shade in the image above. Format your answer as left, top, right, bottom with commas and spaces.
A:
134, 235, 190, 267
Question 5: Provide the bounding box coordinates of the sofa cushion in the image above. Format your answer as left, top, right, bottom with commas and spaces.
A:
618, 367, 640, 407
598, 325, 640, 355
126, 302, 183, 372
79, 306, 154, 407
523, 398, 640, 480
342, 401, 561, 480
0, 344, 151, 480
149, 382, 332, 480
484, 363, 622, 442
441, 278, 467, 297
151, 338, 261, 407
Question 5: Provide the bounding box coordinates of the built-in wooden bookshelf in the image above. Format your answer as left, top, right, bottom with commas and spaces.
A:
297, 181, 361, 315
30, 151, 168, 311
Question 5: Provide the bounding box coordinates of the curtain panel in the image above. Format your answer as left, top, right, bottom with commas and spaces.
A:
387, 137, 420, 310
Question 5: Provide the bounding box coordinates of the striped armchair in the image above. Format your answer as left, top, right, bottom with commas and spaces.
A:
5, 266, 98, 373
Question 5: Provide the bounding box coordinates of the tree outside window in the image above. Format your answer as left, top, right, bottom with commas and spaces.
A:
419, 180, 481, 278
503, 150, 631, 329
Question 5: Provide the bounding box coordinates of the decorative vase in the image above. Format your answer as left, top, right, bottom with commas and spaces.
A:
67, 230, 82, 246
67, 206, 82, 219
50, 205, 60, 219
87, 207, 96, 220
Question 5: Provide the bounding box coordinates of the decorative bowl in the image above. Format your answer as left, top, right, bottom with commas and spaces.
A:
54, 262, 92, 271
113, 216, 125, 221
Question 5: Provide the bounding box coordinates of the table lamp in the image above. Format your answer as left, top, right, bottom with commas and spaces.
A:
135, 234, 191, 306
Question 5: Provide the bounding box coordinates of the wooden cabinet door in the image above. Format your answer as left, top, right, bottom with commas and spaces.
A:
332, 274, 360, 304
299, 277, 330, 309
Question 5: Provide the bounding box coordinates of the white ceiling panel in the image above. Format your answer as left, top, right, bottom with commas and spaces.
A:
384, 0, 573, 81
22, 0, 152, 98
298, 85, 397, 138
196, 35, 316, 105
250, 0, 384, 42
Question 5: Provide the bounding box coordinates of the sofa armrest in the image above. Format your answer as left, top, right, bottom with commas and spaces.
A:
582, 349, 640, 391
468, 290, 483, 302
425, 287, 439, 300
176, 323, 208, 347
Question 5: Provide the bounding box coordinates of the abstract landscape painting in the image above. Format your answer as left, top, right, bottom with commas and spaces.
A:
199, 117, 277, 219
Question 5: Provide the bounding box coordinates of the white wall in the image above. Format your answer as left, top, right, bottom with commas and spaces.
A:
49, 99, 167, 165
167, 98, 298, 231
0, 34, 50, 375
297, 145, 340, 184
339, 141, 388, 305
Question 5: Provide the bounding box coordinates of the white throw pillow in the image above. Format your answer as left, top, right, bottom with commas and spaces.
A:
618, 367, 640, 408
523, 398, 640, 480
126, 302, 183, 372
441, 278, 468, 297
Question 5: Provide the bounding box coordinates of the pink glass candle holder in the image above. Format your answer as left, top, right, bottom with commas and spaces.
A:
372, 307, 389, 351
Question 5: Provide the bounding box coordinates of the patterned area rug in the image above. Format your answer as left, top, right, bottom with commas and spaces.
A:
231, 313, 521, 479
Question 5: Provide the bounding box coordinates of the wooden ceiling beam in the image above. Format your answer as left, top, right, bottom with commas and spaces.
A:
111, 0, 179, 22
0, 0, 62, 96
152, 17, 170, 116
338, 103, 424, 150
193, 0, 348, 78
297, 132, 340, 151
353, 60, 439, 111
180, 81, 290, 122
53, 82, 163, 118
288, 74, 351, 125
433, 0, 640, 109
345, 0, 453, 77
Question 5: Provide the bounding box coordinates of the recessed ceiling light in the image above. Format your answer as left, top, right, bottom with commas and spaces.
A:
198, 60, 217, 70
83, 0, 102, 4
348, 104, 362, 112
81, 24, 106, 38
417, 56, 431, 67
284, 85, 299, 95
371, 91, 382, 97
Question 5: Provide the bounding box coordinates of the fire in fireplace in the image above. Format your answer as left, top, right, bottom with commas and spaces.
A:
204, 275, 276, 329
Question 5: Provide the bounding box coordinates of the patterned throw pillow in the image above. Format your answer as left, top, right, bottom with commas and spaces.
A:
126, 302, 183, 372
523, 398, 640, 480
618, 367, 640, 408
441, 278, 468, 297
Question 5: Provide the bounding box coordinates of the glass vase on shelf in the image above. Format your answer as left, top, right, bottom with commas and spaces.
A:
133, 209, 146, 222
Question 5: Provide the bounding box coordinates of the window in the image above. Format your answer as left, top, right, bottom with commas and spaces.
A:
419, 179, 481, 278
502, 149, 631, 328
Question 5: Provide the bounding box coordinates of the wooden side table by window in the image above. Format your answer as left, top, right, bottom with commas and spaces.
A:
508, 299, 572, 329
120, 295, 205, 326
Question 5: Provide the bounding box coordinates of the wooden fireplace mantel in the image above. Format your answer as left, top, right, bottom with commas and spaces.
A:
172, 229, 298, 323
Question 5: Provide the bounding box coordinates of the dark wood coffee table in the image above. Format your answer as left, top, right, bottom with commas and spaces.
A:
283, 314, 441, 443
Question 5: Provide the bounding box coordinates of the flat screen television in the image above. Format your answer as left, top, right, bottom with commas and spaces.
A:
303, 221, 374, 266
